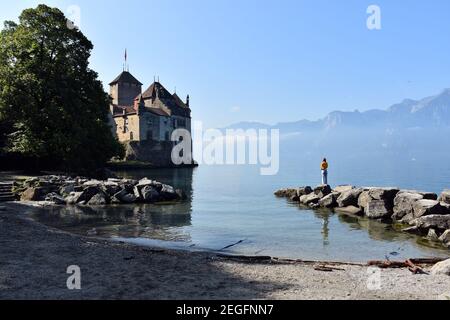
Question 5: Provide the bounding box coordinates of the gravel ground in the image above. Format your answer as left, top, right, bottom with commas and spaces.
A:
0, 202, 449, 300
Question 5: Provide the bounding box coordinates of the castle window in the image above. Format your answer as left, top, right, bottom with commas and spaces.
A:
123, 118, 128, 133
130, 131, 134, 140
165, 131, 170, 141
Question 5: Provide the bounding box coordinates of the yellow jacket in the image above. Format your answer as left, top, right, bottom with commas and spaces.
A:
321, 161, 328, 170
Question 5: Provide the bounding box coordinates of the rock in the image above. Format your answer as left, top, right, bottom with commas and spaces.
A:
274, 189, 288, 197
64, 192, 83, 205
402, 226, 420, 234
314, 185, 332, 198
358, 191, 372, 210
297, 186, 313, 197
290, 195, 300, 202
82, 180, 102, 187
366, 200, 392, 219
121, 193, 137, 204
175, 189, 187, 200
300, 193, 321, 205
20, 187, 47, 201
392, 192, 424, 221
59, 184, 75, 196
335, 206, 363, 216
133, 186, 142, 200
430, 259, 450, 276
413, 200, 450, 218
400, 190, 438, 200
438, 190, 450, 204
87, 193, 108, 205
333, 185, 354, 193
274, 188, 297, 198
141, 186, 160, 202
79, 186, 101, 204
136, 178, 155, 188
438, 229, 450, 244
101, 182, 121, 196
113, 189, 136, 203
368, 187, 399, 201
308, 202, 320, 209
427, 229, 440, 241
45, 193, 66, 205
412, 215, 450, 231
318, 192, 339, 208
159, 184, 178, 201
337, 188, 363, 207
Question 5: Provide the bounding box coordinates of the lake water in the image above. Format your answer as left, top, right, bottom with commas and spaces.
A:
30, 143, 450, 262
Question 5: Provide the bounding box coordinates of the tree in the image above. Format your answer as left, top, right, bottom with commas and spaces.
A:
0, 5, 123, 173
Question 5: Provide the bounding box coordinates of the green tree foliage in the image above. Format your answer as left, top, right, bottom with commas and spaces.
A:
0, 5, 123, 173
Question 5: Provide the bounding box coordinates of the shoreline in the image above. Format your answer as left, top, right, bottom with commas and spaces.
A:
1, 202, 450, 300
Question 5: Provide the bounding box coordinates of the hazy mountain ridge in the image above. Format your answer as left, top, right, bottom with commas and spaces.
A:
227, 89, 450, 132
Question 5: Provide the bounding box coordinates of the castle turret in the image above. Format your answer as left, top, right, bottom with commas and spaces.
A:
109, 71, 143, 106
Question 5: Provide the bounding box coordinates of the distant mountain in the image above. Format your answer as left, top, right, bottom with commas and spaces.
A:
226, 89, 450, 133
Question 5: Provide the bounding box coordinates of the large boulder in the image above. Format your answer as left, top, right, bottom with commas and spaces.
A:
318, 192, 339, 208
357, 191, 372, 210
313, 185, 332, 198
159, 184, 179, 201
430, 259, 450, 276
78, 186, 101, 204
438, 190, 450, 204
20, 187, 47, 201
45, 193, 66, 205
438, 229, 450, 244
141, 186, 160, 202
412, 200, 450, 218
297, 186, 313, 197
392, 192, 424, 221
334, 206, 363, 216
274, 188, 297, 198
59, 184, 75, 197
333, 185, 354, 193
366, 200, 392, 219
300, 193, 321, 206
368, 187, 399, 201
87, 193, 108, 206
65, 192, 83, 205
113, 189, 137, 204
337, 188, 363, 207
411, 215, 450, 231
101, 181, 121, 196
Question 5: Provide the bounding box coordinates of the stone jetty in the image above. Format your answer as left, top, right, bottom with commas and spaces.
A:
275, 185, 450, 248
13, 175, 187, 205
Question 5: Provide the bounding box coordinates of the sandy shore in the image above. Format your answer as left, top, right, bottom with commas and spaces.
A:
0, 202, 449, 300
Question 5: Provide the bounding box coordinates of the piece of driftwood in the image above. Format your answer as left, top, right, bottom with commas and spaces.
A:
368, 260, 406, 268
314, 265, 346, 272
405, 259, 428, 274
216, 254, 272, 262
368, 258, 444, 270
220, 239, 246, 251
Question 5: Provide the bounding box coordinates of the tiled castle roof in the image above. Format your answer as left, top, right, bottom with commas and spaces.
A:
109, 71, 143, 86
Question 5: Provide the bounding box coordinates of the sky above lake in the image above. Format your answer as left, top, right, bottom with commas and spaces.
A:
2, 0, 450, 127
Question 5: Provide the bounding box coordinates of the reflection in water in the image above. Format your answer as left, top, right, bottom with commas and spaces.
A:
31, 168, 195, 242
30, 165, 450, 261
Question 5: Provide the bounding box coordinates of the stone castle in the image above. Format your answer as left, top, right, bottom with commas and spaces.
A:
108, 70, 193, 166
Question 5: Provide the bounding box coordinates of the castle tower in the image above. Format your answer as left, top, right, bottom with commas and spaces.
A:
109, 71, 143, 106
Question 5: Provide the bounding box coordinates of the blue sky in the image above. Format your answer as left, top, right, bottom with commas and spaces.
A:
2, 0, 450, 127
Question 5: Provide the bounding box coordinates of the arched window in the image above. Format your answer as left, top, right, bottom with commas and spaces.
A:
130, 131, 134, 141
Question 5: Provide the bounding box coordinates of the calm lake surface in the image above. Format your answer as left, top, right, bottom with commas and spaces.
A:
31, 148, 450, 262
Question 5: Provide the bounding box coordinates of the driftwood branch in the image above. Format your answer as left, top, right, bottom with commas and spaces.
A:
219, 239, 246, 251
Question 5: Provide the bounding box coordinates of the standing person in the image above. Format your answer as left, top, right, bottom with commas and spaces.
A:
321, 158, 328, 185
